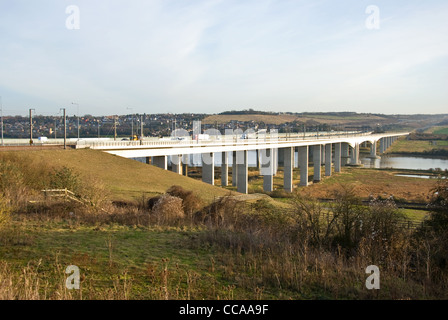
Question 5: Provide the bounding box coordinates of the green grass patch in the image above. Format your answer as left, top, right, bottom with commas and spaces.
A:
0, 217, 244, 300
399, 208, 429, 224
432, 127, 448, 135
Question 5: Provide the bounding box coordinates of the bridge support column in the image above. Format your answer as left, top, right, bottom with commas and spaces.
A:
237, 150, 248, 194
283, 147, 294, 192
256, 150, 262, 170
202, 152, 215, 185
325, 144, 332, 177
313, 145, 322, 182
298, 146, 309, 187
171, 155, 182, 175
273, 148, 278, 176
153, 156, 167, 170
221, 152, 229, 187
341, 143, 350, 166
294, 147, 299, 168
350, 143, 360, 165
182, 154, 189, 176
368, 141, 380, 159
334, 143, 341, 173
321, 145, 326, 165
262, 149, 273, 192
232, 151, 238, 187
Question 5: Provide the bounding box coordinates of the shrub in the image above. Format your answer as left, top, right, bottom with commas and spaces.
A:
147, 195, 162, 210
415, 174, 448, 284
49, 166, 81, 193
152, 194, 185, 224
194, 195, 241, 227
166, 185, 203, 216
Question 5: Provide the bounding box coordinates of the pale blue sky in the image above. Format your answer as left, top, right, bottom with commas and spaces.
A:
0, 0, 447, 116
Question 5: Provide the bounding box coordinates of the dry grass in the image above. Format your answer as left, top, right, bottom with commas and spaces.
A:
1, 148, 447, 300
0, 150, 233, 203
305, 168, 435, 203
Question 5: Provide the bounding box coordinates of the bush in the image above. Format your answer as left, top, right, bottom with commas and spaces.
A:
152, 194, 185, 224
415, 175, 448, 284
194, 195, 241, 227
166, 185, 203, 216
49, 166, 80, 193
147, 195, 162, 210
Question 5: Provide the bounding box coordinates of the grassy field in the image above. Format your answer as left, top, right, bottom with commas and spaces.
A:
0, 149, 232, 203
1, 148, 446, 300
387, 138, 448, 155
213, 165, 435, 204
424, 126, 448, 135
0, 218, 241, 300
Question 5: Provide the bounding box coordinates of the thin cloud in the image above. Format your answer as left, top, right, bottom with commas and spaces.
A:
0, 0, 447, 115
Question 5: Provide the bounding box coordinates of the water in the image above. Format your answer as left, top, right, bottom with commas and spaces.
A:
395, 174, 434, 179
360, 155, 448, 171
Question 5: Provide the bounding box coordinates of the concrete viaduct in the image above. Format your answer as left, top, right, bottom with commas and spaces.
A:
86, 132, 408, 194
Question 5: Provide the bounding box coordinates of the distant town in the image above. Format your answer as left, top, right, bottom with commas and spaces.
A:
1, 110, 447, 139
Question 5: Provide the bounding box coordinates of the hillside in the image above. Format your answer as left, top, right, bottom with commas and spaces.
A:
0, 149, 234, 202
202, 112, 395, 126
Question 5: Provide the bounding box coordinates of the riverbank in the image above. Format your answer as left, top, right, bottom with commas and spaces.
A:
385, 133, 448, 158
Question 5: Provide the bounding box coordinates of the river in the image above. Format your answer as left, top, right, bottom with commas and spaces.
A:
360, 155, 448, 171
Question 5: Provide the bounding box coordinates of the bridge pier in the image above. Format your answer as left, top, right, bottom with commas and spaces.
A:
256, 150, 262, 170
298, 146, 309, 187
321, 145, 326, 165
368, 141, 380, 159
202, 152, 215, 185
349, 143, 360, 166
171, 155, 182, 174
313, 145, 322, 182
334, 142, 341, 173
262, 148, 273, 192
283, 147, 294, 192
237, 150, 248, 194
273, 148, 278, 176
153, 155, 167, 170
221, 151, 229, 186
232, 151, 238, 187
182, 154, 189, 176
325, 143, 332, 177
341, 143, 350, 166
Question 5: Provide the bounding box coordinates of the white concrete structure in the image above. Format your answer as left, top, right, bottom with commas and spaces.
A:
86, 131, 408, 194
